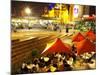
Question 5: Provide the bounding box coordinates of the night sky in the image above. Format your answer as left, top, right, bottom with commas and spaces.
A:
11, 0, 96, 17
11, 0, 50, 17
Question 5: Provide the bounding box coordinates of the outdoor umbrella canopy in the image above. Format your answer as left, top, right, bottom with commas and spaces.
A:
72, 32, 85, 42
75, 39, 96, 55
85, 29, 96, 42
41, 38, 71, 55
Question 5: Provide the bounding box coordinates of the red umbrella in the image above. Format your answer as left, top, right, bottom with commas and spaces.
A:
75, 39, 96, 55
85, 29, 96, 42
41, 38, 71, 55
72, 32, 85, 42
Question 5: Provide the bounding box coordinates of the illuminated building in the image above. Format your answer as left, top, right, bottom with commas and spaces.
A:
11, 1, 96, 26
43, 4, 84, 24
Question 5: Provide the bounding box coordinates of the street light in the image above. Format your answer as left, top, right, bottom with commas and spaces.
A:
24, 7, 31, 29
25, 7, 31, 16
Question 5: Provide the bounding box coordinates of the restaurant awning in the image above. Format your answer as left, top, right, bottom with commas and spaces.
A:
75, 39, 96, 55
85, 29, 96, 42
41, 38, 71, 55
72, 32, 85, 42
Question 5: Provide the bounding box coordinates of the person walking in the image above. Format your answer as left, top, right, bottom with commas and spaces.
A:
66, 24, 69, 33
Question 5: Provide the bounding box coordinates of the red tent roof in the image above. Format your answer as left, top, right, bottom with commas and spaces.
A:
72, 32, 85, 42
85, 29, 96, 41
41, 38, 71, 55
76, 39, 96, 55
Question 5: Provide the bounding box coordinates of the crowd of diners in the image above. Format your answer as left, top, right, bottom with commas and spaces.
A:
18, 51, 96, 74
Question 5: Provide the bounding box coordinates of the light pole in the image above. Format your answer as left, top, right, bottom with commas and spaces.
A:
24, 7, 31, 29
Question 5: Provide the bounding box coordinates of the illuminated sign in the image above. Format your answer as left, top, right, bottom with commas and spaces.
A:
73, 5, 79, 18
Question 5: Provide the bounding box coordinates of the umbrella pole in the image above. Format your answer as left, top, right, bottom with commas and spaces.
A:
85, 53, 87, 62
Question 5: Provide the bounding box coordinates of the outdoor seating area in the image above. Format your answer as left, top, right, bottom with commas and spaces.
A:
19, 52, 95, 74
11, 1, 96, 74
15, 29, 96, 74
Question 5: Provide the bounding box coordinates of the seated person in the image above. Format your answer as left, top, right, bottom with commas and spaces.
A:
48, 64, 58, 72
63, 60, 72, 71
21, 62, 28, 73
